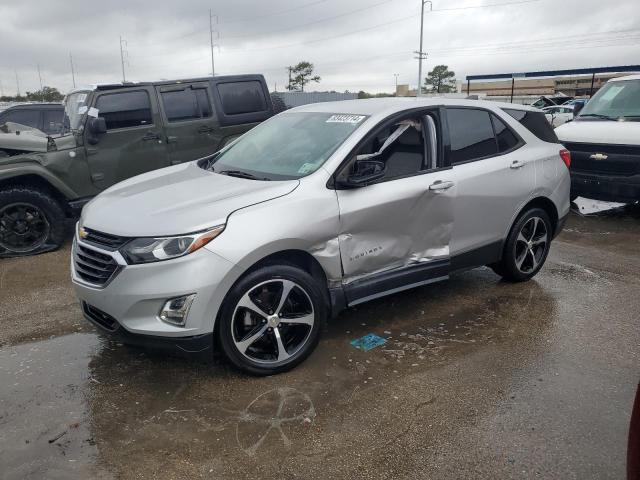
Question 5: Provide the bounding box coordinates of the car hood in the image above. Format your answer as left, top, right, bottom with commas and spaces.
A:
82, 161, 299, 237
556, 119, 640, 146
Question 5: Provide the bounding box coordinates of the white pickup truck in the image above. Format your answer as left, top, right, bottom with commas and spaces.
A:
555, 74, 640, 202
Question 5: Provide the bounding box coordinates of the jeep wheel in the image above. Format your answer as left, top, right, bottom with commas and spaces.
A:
218, 265, 325, 375
0, 187, 67, 256
490, 207, 552, 282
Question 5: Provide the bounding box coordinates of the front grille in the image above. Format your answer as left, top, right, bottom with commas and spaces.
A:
82, 302, 119, 332
74, 244, 120, 286
81, 227, 129, 250
563, 142, 640, 176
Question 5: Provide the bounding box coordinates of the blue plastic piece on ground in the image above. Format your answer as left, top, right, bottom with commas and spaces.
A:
350, 333, 387, 352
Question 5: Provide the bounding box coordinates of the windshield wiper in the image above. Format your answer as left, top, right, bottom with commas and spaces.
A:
578, 113, 617, 121
218, 169, 270, 181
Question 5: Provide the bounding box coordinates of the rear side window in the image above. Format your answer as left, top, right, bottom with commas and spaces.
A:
217, 81, 268, 115
95, 91, 152, 130
447, 108, 497, 164
161, 87, 212, 122
4, 109, 40, 129
504, 108, 558, 143
491, 115, 520, 153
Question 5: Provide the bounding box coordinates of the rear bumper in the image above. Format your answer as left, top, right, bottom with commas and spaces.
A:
571, 171, 640, 203
81, 301, 213, 354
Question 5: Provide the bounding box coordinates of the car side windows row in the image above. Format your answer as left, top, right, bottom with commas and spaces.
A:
446, 108, 521, 165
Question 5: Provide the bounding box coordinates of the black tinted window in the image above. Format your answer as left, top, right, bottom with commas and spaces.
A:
43, 109, 64, 134
161, 87, 212, 122
491, 115, 520, 152
95, 91, 152, 130
4, 110, 40, 129
504, 109, 558, 143
218, 81, 267, 115
447, 108, 497, 164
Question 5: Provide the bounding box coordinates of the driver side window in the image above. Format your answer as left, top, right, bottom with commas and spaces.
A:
353, 114, 435, 182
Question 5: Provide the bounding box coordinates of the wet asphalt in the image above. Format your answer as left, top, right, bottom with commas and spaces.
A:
0, 200, 638, 479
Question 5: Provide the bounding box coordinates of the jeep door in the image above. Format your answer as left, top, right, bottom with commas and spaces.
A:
157, 82, 221, 164
86, 87, 169, 189
334, 110, 455, 305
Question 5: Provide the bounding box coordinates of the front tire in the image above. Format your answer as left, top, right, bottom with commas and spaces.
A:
491, 208, 552, 282
218, 265, 326, 375
0, 186, 67, 257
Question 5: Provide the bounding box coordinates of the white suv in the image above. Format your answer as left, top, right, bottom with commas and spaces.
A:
72, 98, 570, 375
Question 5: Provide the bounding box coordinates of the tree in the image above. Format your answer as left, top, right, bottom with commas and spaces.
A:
25, 86, 64, 102
287, 61, 320, 92
424, 65, 456, 93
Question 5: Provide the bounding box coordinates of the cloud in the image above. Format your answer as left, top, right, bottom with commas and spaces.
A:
1, 0, 639, 96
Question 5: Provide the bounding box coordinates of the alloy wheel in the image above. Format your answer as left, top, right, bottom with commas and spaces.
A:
514, 216, 548, 274
0, 202, 50, 253
231, 279, 315, 364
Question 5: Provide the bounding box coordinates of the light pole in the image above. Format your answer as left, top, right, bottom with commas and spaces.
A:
416, 0, 432, 97
394, 73, 399, 95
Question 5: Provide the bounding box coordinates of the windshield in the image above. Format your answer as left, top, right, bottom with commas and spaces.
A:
62, 91, 91, 133
209, 112, 367, 180
578, 80, 640, 120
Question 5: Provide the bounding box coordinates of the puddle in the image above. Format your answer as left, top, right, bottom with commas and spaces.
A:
0, 333, 107, 480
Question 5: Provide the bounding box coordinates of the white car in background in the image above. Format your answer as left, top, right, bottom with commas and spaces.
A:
543, 105, 575, 128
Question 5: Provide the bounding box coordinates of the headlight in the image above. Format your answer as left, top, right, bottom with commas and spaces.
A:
120, 225, 224, 264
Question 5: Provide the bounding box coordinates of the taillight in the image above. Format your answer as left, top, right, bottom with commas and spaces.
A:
560, 149, 571, 168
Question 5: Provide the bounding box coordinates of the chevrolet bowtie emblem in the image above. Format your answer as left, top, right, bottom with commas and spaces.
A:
78, 227, 88, 239
590, 153, 608, 160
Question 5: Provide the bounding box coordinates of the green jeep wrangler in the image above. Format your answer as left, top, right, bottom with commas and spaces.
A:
0, 74, 284, 257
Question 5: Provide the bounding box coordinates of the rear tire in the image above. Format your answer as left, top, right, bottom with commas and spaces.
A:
0, 186, 67, 257
218, 265, 325, 375
491, 208, 552, 282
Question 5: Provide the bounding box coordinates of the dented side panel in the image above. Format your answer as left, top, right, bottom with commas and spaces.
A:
336, 171, 456, 285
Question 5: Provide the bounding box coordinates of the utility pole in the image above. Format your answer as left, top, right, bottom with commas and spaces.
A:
415, 0, 432, 97
287, 66, 293, 91
70, 53, 76, 88
15, 70, 20, 98
209, 10, 219, 77
37, 64, 43, 100
394, 73, 399, 95
119, 36, 127, 83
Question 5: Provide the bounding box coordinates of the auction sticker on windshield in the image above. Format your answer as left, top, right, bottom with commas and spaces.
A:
326, 114, 366, 124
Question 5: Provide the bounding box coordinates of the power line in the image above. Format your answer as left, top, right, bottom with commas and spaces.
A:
222, 0, 398, 39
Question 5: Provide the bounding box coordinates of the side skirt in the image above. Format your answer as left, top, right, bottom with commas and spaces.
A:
329, 241, 503, 316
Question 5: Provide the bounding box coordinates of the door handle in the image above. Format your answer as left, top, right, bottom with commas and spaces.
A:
429, 180, 455, 192
142, 132, 160, 141
510, 160, 525, 169
197, 126, 214, 134
166, 135, 178, 144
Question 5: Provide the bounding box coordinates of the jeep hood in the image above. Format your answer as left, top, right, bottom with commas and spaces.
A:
556, 120, 640, 146
81, 161, 299, 237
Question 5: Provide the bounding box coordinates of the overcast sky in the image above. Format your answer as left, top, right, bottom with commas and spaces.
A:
1, 0, 639, 95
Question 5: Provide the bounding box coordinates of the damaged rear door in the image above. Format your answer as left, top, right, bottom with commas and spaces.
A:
334, 109, 455, 305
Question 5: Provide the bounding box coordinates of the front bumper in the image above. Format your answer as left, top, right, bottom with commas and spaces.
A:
571, 171, 640, 203
71, 237, 242, 345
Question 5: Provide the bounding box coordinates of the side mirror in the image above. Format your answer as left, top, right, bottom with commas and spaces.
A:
87, 117, 107, 145
337, 159, 386, 188
573, 102, 585, 117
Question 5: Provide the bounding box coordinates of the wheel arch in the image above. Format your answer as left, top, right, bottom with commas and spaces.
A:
0, 172, 75, 216
212, 248, 335, 343
518, 196, 559, 233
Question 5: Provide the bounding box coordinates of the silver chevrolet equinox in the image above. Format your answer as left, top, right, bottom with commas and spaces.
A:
72, 98, 570, 375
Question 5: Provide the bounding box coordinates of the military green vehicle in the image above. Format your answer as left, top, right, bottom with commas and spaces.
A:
0, 74, 283, 257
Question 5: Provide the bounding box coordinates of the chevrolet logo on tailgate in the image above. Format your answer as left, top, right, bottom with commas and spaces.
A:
590, 153, 608, 160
